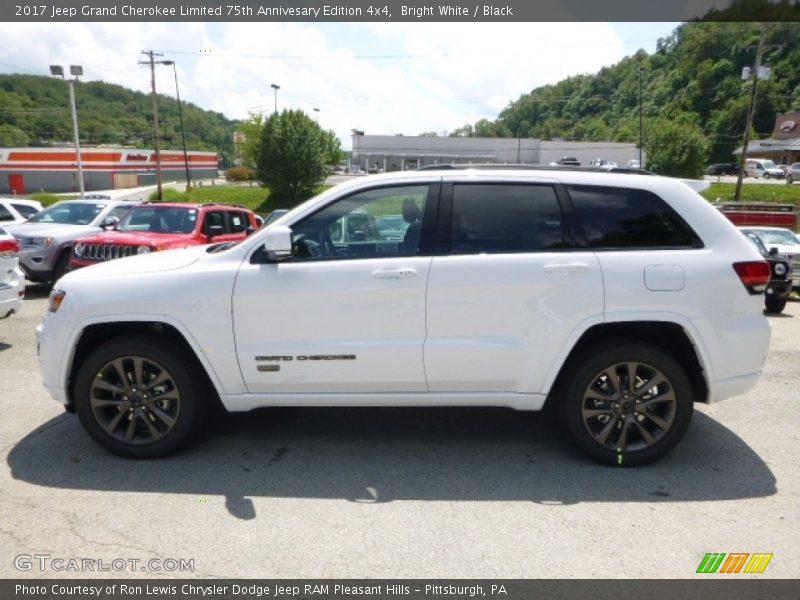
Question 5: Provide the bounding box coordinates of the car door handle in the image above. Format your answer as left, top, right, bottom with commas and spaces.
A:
372, 268, 417, 279
543, 262, 589, 274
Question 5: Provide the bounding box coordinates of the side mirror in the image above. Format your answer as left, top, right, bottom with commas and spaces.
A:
769, 247, 778, 256
263, 225, 293, 262
100, 216, 119, 230
206, 224, 225, 240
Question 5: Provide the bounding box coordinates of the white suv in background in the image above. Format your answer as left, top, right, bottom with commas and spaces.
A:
37, 169, 771, 465
0, 225, 25, 319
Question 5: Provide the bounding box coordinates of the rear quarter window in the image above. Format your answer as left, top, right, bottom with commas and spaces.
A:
567, 185, 703, 249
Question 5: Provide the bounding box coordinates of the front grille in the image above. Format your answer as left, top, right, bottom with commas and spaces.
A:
83, 244, 138, 261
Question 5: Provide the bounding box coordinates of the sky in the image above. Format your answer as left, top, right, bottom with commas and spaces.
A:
0, 21, 680, 149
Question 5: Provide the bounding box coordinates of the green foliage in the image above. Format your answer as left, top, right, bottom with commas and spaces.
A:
142, 183, 331, 213
0, 74, 237, 166
254, 110, 337, 201
27, 192, 61, 206
700, 182, 800, 204
645, 117, 710, 178
459, 21, 800, 164
235, 112, 264, 170
225, 166, 255, 182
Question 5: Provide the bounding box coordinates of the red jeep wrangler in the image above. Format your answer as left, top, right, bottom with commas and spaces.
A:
70, 203, 258, 269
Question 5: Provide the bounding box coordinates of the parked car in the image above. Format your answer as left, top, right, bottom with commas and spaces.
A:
745, 158, 784, 179
741, 230, 793, 313
626, 160, 642, 169
739, 226, 800, 290
6, 199, 140, 283
39, 169, 771, 465
589, 158, 618, 168
262, 209, 289, 227
0, 198, 43, 225
557, 156, 581, 166
786, 162, 800, 184
0, 224, 25, 319
70, 203, 259, 270
706, 162, 740, 176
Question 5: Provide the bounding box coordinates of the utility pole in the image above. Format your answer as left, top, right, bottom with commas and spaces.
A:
638, 63, 643, 168
734, 25, 780, 202
140, 50, 164, 200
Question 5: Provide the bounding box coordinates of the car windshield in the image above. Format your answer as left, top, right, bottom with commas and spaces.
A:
762, 160, 778, 169
745, 234, 768, 256
756, 229, 800, 245
27, 202, 105, 225
117, 206, 197, 233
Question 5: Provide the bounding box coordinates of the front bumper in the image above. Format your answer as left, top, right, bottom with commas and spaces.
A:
19, 247, 57, 281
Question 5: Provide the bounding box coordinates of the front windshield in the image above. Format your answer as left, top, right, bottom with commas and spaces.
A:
117, 206, 197, 233
762, 160, 778, 169
758, 229, 800, 245
27, 201, 105, 225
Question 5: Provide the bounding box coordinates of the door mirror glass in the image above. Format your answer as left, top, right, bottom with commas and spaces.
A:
264, 225, 293, 261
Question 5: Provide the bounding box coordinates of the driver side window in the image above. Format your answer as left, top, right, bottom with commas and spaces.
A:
290, 185, 429, 261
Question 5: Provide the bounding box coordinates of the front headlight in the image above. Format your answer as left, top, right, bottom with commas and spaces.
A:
48, 290, 66, 313
27, 237, 54, 248
775, 263, 787, 276
137, 246, 152, 254
73, 243, 84, 258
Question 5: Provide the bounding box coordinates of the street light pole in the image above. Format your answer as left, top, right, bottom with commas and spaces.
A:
162, 60, 191, 190
50, 65, 85, 197
313, 107, 320, 122
271, 83, 280, 114
140, 50, 165, 201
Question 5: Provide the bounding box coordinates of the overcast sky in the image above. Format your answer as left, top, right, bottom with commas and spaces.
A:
0, 22, 679, 149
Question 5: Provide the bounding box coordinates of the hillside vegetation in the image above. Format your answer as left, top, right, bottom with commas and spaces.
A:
0, 74, 236, 166
450, 21, 800, 165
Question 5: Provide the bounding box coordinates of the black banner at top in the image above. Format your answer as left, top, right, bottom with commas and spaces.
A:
4, 0, 800, 22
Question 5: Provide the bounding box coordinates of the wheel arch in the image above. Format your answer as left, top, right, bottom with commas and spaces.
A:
66, 320, 223, 412
545, 320, 710, 407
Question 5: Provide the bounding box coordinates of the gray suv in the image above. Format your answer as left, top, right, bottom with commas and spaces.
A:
7, 199, 140, 283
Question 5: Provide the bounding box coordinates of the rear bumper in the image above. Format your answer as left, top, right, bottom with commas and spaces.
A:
0, 267, 25, 318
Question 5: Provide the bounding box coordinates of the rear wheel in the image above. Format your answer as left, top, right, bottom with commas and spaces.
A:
74, 335, 208, 458
765, 297, 787, 314
558, 340, 694, 466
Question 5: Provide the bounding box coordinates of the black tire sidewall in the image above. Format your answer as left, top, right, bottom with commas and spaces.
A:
559, 340, 694, 467
74, 335, 205, 458
765, 297, 786, 314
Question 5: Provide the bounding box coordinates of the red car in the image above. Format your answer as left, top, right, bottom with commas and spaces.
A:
71, 203, 258, 269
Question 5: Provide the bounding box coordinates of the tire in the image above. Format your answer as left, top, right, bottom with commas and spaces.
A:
765, 297, 787, 314
74, 334, 209, 458
763, 173, 770, 180
51, 251, 70, 284
557, 339, 694, 467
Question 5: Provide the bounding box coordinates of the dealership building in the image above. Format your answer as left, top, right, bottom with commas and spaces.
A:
350, 131, 643, 171
0, 147, 219, 194
733, 112, 800, 165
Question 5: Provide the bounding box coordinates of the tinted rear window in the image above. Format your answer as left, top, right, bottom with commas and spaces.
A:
451, 184, 570, 254
567, 185, 702, 249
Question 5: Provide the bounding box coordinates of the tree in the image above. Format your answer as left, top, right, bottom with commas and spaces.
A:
255, 109, 342, 201
644, 117, 710, 178
235, 112, 264, 169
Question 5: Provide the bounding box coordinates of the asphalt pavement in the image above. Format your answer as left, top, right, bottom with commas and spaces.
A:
1, 288, 798, 578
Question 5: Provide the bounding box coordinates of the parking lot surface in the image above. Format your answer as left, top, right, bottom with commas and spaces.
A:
1, 287, 799, 578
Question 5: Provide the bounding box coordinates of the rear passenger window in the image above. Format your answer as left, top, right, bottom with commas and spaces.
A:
450, 184, 569, 254
0, 205, 12, 222
229, 212, 247, 233
12, 204, 38, 218
567, 186, 702, 249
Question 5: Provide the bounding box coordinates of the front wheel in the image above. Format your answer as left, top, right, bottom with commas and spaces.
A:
558, 340, 694, 466
74, 335, 208, 458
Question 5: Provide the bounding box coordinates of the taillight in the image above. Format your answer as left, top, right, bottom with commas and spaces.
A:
733, 261, 771, 294
0, 238, 20, 257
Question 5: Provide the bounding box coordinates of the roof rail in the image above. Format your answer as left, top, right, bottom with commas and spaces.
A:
416, 163, 654, 175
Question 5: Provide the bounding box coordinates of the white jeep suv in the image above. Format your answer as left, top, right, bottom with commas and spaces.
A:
37, 169, 772, 465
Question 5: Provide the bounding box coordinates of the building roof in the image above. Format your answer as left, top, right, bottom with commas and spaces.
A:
733, 137, 800, 155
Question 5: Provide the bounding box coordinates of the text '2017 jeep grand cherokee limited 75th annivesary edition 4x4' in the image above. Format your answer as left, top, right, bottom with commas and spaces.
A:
36, 169, 772, 466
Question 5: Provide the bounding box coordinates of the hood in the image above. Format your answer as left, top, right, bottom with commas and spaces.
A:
62, 244, 208, 282
76, 230, 196, 249
7, 222, 95, 238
